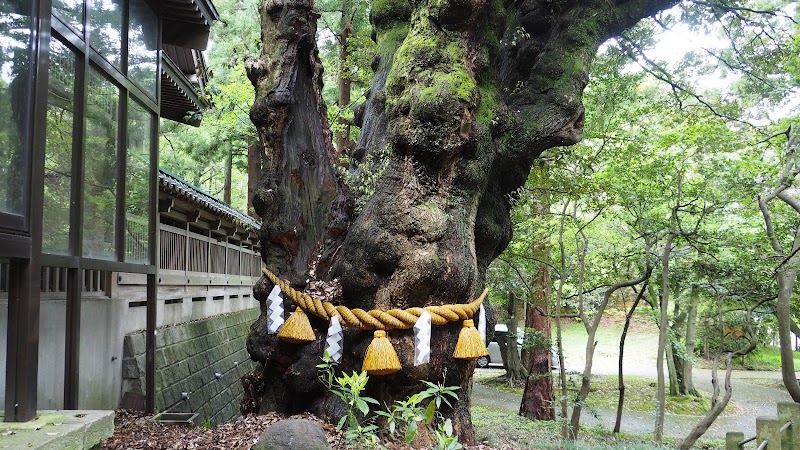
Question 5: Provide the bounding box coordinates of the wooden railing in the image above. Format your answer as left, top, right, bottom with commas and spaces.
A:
726, 402, 799, 449
1, 224, 260, 297
158, 223, 260, 278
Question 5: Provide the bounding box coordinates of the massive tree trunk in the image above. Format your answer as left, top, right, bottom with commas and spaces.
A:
242, 0, 678, 443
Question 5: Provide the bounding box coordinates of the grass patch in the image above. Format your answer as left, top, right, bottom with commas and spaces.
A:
478, 373, 728, 417
696, 347, 800, 371
472, 404, 724, 449
735, 347, 800, 371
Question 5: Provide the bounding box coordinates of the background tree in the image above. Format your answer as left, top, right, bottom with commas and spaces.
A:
160, 0, 260, 212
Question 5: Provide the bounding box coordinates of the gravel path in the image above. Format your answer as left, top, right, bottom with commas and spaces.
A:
472, 365, 798, 441
472, 371, 791, 438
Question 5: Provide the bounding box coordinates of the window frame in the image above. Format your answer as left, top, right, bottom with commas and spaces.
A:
45, 1, 160, 269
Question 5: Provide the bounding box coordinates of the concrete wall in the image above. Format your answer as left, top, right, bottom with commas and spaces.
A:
0, 280, 258, 412
122, 308, 259, 426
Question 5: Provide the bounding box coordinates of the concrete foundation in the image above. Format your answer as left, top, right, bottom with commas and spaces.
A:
122, 308, 259, 426
0, 410, 114, 450
0, 281, 258, 412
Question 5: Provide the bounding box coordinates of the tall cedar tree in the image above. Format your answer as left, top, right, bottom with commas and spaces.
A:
242, 0, 679, 443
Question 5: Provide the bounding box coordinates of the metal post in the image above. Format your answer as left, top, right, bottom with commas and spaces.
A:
145, 273, 157, 413
4, 258, 41, 421
777, 402, 800, 450
63, 267, 81, 408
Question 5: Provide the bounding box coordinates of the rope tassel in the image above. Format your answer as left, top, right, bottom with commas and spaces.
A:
277, 308, 316, 344
453, 319, 488, 360
362, 330, 401, 375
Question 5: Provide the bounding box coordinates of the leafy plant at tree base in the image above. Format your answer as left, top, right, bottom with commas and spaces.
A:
433, 419, 463, 450
317, 353, 382, 449
376, 379, 460, 445
318, 353, 461, 448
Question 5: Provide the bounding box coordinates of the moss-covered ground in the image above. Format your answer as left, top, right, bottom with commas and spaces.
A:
475, 372, 726, 417
472, 404, 725, 449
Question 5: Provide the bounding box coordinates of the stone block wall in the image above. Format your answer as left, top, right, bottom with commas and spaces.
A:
122, 308, 259, 426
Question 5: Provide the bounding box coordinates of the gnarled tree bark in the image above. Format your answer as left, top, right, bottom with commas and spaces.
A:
242, 0, 679, 443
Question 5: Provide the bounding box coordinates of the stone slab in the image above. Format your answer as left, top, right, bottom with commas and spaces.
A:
0, 410, 114, 450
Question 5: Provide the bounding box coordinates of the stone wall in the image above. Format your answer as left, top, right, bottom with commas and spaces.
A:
122, 308, 259, 426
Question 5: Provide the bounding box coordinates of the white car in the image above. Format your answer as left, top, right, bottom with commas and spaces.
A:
477, 324, 560, 370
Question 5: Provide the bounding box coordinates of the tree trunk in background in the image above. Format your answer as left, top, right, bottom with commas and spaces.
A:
682, 291, 700, 396
520, 243, 554, 420
614, 285, 647, 433
520, 305, 554, 420
336, 17, 353, 153
669, 296, 684, 396
504, 292, 528, 383
776, 266, 800, 402
247, 135, 261, 218
758, 126, 800, 404
677, 296, 758, 449
655, 232, 675, 443
224, 149, 233, 205
242, 0, 680, 442
665, 329, 679, 397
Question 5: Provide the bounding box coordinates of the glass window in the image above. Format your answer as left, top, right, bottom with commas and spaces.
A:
53, 0, 84, 33
83, 68, 118, 260
43, 40, 76, 255
126, 99, 152, 264
129, 0, 158, 98
0, 2, 34, 218
88, 0, 122, 68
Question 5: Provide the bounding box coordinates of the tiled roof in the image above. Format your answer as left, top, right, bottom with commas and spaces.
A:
158, 169, 261, 233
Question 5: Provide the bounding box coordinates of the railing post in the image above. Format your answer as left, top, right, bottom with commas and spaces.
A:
727, 431, 745, 450
777, 402, 800, 450
757, 416, 782, 449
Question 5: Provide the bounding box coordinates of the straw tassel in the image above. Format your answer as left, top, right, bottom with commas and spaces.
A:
361, 330, 401, 375
453, 319, 489, 360
277, 308, 316, 344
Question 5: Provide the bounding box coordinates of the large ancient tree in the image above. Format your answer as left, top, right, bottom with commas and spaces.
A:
241, 0, 677, 443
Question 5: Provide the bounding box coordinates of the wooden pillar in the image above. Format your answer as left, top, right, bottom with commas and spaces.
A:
725, 431, 744, 450
777, 402, 800, 450
757, 416, 782, 450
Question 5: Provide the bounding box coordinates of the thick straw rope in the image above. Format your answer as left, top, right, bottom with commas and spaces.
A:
262, 267, 486, 330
